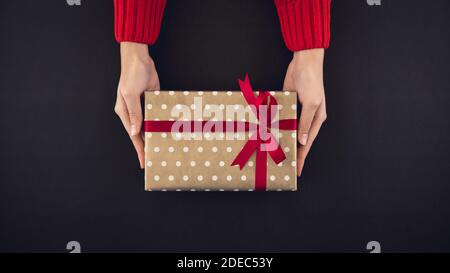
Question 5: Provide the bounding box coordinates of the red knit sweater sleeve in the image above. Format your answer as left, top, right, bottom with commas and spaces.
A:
113, 0, 166, 45
113, 0, 330, 50
274, 0, 331, 51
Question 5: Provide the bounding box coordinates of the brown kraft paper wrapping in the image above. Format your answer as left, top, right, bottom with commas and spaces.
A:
144, 90, 297, 191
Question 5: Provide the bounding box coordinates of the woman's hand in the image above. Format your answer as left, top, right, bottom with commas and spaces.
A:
283, 49, 327, 176
114, 42, 160, 169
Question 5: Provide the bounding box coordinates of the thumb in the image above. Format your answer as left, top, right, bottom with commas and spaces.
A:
283, 61, 295, 91
123, 93, 143, 136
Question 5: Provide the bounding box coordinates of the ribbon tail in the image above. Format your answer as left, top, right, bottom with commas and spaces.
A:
268, 144, 286, 165
265, 136, 286, 165
231, 139, 260, 170
255, 149, 268, 191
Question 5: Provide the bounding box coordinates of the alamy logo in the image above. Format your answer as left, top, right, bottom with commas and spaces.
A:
367, 0, 381, 6
66, 0, 81, 6
66, 241, 81, 253
146, 96, 284, 152
366, 241, 381, 253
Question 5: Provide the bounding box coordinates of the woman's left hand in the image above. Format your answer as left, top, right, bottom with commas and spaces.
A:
283, 48, 328, 176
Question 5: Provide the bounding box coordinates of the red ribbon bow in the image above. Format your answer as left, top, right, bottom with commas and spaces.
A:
231, 74, 297, 190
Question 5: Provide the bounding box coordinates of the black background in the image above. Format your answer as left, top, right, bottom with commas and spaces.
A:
1, 0, 449, 253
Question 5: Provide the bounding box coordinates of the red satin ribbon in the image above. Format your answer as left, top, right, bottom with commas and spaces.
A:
144, 75, 297, 191
230, 75, 296, 190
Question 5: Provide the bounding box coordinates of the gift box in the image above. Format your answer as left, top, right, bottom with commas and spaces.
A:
144, 76, 297, 191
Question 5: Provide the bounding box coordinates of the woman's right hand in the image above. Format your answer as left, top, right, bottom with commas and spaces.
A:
114, 42, 160, 169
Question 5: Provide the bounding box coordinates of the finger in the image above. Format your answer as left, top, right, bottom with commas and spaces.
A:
115, 94, 145, 169
297, 98, 319, 146
297, 119, 322, 176
297, 102, 327, 176
114, 94, 131, 134
131, 134, 145, 169
122, 91, 143, 137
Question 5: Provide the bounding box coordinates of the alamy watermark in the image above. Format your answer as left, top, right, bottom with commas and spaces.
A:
367, 0, 382, 6
148, 96, 284, 152
66, 241, 81, 253
66, 0, 81, 6
366, 241, 381, 253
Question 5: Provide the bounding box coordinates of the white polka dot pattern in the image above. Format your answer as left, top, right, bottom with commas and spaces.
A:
144, 90, 297, 191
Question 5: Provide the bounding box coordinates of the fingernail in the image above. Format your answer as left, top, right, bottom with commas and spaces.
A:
130, 124, 136, 136
300, 134, 308, 145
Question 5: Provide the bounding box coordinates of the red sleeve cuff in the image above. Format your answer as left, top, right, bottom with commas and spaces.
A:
114, 0, 166, 45
275, 0, 331, 52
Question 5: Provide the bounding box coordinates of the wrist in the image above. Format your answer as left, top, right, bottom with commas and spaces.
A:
291, 49, 324, 85
293, 48, 324, 67
120, 42, 152, 64
292, 48, 324, 77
